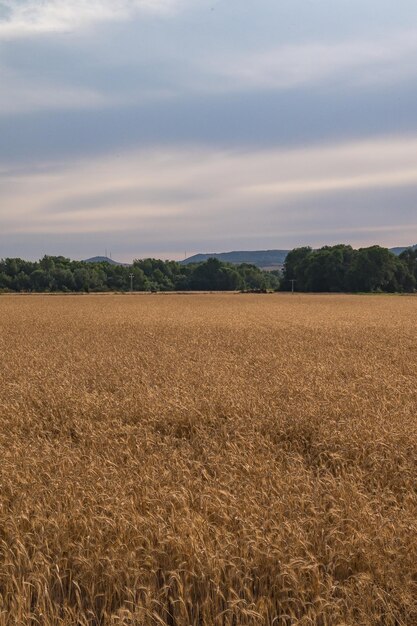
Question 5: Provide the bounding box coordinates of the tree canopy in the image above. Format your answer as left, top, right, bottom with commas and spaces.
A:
1, 244, 416, 294
282, 245, 417, 292
0, 256, 279, 293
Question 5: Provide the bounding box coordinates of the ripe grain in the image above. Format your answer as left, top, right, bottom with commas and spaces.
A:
0, 294, 416, 625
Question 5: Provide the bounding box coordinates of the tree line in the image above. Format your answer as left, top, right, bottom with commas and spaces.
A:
0, 256, 280, 293
282, 245, 417, 292
1, 244, 416, 293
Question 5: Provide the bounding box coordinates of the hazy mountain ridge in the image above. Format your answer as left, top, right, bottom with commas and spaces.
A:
83, 245, 417, 269
181, 250, 290, 268
182, 245, 417, 269
389, 244, 417, 255
83, 256, 129, 267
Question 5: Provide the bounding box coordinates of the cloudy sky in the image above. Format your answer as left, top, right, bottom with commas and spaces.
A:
1, 0, 417, 261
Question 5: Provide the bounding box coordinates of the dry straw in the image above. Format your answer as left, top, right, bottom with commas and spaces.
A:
0, 294, 416, 625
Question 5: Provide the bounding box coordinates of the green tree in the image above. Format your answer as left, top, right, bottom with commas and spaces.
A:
74, 268, 91, 292
30, 269, 50, 292
39, 256, 56, 272
189, 258, 242, 290
0, 272, 11, 290
347, 246, 399, 292
303, 245, 354, 292
399, 248, 417, 288
282, 247, 312, 291
50, 268, 76, 292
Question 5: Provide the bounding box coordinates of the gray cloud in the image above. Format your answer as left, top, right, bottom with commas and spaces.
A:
0, 0, 189, 38
1, 80, 417, 165
2, 137, 417, 260
1, 0, 417, 258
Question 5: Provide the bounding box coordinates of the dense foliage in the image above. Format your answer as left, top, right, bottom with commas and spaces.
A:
0, 256, 280, 293
282, 244, 417, 292
2, 244, 416, 293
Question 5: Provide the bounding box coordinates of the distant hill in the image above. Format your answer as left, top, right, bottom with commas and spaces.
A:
389, 244, 417, 255
82, 246, 417, 269
181, 245, 417, 269
83, 256, 129, 266
181, 249, 290, 269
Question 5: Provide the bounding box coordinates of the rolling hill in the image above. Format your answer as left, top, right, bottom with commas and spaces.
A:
83, 256, 129, 266
181, 249, 289, 269
182, 245, 417, 269
82, 245, 417, 271
389, 244, 417, 255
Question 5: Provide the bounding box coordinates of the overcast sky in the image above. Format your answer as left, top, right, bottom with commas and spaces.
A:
1, 0, 417, 261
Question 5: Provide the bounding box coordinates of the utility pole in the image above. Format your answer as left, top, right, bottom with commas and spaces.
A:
290, 279, 296, 294
129, 273, 134, 293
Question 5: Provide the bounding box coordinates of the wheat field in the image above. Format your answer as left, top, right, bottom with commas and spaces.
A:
0, 294, 416, 625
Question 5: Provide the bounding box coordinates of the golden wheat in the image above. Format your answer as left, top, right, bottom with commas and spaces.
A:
0, 293, 416, 625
